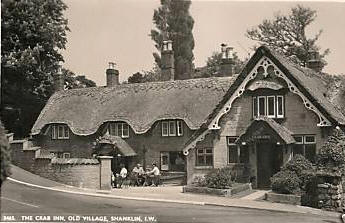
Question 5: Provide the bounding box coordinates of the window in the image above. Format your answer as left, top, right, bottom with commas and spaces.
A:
162, 122, 169, 136
63, 153, 71, 158
293, 135, 316, 162
258, 96, 266, 116
196, 148, 213, 166
52, 125, 69, 139
253, 97, 258, 118
162, 120, 184, 137
277, 96, 284, 118
177, 120, 183, 136
227, 137, 249, 164
108, 123, 130, 138
253, 95, 284, 118
169, 121, 176, 136
267, 96, 276, 117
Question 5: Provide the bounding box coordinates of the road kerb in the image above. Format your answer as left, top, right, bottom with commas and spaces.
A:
7, 177, 205, 206
7, 177, 342, 218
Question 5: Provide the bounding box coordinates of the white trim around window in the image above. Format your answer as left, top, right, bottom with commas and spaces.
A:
276, 95, 284, 118
162, 121, 169, 136
253, 95, 284, 119
177, 120, 183, 136
304, 135, 316, 144
257, 96, 266, 116
266, 96, 276, 118
52, 125, 69, 139
108, 123, 130, 138
162, 120, 184, 137
169, 121, 176, 136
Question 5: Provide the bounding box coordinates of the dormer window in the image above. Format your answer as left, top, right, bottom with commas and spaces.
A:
108, 122, 129, 138
52, 124, 69, 139
162, 120, 183, 137
253, 95, 284, 118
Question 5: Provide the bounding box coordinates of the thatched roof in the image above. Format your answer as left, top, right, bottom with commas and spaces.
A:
269, 48, 345, 125
97, 134, 137, 156
32, 77, 236, 136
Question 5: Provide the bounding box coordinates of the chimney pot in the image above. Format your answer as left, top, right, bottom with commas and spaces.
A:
306, 50, 324, 72
106, 62, 119, 87
219, 43, 234, 77
161, 40, 174, 81
53, 64, 64, 92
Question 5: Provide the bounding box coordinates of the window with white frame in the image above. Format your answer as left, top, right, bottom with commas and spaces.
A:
253, 95, 284, 118
196, 148, 213, 166
227, 137, 249, 164
292, 135, 316, 162
162, 120, 183, 137
108, 123, 129, 138
52, 124, 69, 139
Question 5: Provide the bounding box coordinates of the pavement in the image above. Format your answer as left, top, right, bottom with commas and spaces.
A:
6, 165, 343, 218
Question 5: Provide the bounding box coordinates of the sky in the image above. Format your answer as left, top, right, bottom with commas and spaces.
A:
62, 0, 345, 86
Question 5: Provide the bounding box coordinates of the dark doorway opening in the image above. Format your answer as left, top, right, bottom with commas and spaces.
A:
256, 142, 283, 189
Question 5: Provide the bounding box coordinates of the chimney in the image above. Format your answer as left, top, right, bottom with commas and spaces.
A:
106, 62, 119, 87
53, 65, 64, 92
219, 43, 234, 77
161, 40, 174, 81
306, 50, 324, 72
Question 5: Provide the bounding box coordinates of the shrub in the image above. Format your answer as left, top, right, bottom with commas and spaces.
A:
317, 128, 345, 170
204, 166, 233, 189
0, 121, 11, 186
282, 154, 313, 176
192, 176, 207, 187
282, 154, 315, 190
271, 170, 301, 194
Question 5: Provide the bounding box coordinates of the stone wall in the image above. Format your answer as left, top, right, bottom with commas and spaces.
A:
10, 140, 37, 171
34, 158, 100, 189
317, 175, 343, 212
10, 139, 102, 190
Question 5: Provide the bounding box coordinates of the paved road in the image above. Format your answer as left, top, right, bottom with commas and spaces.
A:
0, 180, 341, 223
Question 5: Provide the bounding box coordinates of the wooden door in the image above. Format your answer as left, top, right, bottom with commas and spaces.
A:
160, 152, 169, 171
256, 142, 283, 188
256, 143, 274, 188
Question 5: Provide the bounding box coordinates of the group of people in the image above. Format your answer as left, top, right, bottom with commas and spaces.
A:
112, 163, 161, 188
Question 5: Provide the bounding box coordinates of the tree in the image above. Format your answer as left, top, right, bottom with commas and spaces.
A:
128, 72, 145, 84
127, 66, 161, 84
1, 0, 69, 137
246, 5, 329, 68
150, 0, 195, 80
0, 121, 11, 187
63, 68, 96, 89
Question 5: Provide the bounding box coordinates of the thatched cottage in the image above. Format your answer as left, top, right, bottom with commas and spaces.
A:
30, 42, 345, 188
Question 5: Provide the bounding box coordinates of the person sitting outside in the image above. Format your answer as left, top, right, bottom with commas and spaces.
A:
116, 164, 127, 188
132, 163, 145, 186
111, 171, 116, 188
146, 163, 160, 186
